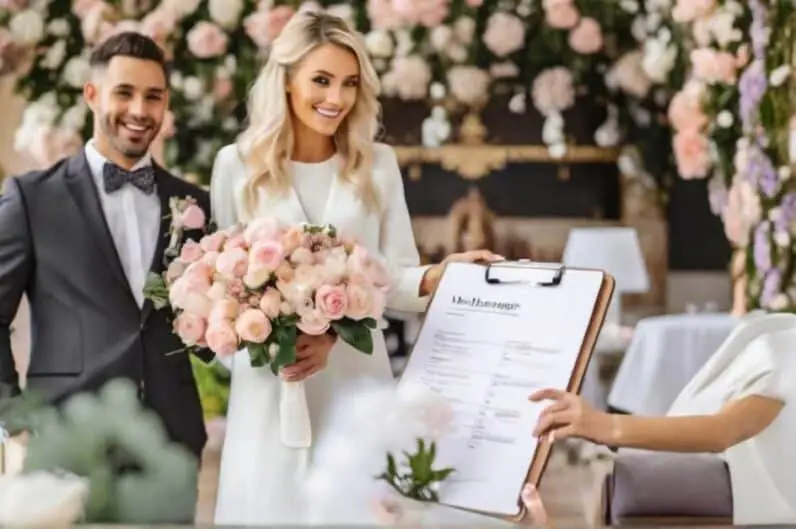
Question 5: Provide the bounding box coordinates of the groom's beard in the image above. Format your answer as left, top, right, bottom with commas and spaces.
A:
99, 112, 161, 160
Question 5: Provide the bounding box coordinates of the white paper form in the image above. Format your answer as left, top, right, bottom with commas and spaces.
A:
399, 262, 605, 516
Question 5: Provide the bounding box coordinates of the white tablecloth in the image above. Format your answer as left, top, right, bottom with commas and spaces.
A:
607, 313, 739, 416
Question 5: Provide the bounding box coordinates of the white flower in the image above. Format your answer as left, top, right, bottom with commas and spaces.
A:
641, 37, 677, 83
631, 16, 647, 42
41, 39, 67, 70
0, 471, 89, 528
619, 0, 639, 13
429, 82, 446, 99
548, 142, 567, 159
429, 25, 453, 52
62, 102, 88, 132
768, 293, 789, 310
182, 76, 204, 101
542, 112, 564, 144
9, 9, 45, 45
364, 30, 393, 59
47, 19, 70, 37
769, 65, 790, 87
209, 0, 243, 29
594, 107, 621, 147
393, 29, 414, 57
709, 9, 741, 48
325, 3, 355, 27
162, 0, 201, 18
508, 92, 526, 114
779, 166, 791, 181
453, 16, 475, 44
62, 56, 91, 88
716, 110, 734, 128
445, 43, 468, 63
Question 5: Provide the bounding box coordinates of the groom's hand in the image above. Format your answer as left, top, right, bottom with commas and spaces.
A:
281, 333, 336, 382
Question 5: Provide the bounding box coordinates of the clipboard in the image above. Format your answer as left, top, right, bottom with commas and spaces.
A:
397, 259, 615, 524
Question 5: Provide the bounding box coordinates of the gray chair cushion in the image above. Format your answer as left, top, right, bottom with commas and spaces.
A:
608, 449, 733, 523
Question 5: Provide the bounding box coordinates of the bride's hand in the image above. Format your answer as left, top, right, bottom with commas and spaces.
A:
521, 483, 550, 527
420, 250, 503, 296
281, 332, 336, 382
529, 388, 611, 443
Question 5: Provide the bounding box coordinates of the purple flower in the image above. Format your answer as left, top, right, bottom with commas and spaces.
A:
749, 0, 769, 59
775, 193, 796, 232
753, 221, 772, 272
746, 144, 779, 197
739, 60, 767, 130
761, 269, 782, 307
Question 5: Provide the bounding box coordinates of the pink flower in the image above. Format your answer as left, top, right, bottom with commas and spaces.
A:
224, 233, 246, 250
213, 75, 233, 101
140, 7, 177, 45
672, 0, 716, 23
291, 247, 314, 266
201, 251, 219, 268
531, 67, 575, 116
182, 292, 213, 319
690, 48, 737, 85
673, 130, 711, 180
249, 240, 284, 272
207, 281, 228, 302
179, 239, 204, 263
174, 312, 206, 346
72, 0, 100, 18
296, 309, 331, 336
166, 260, 187, 283
391, 0, 449, 27
736, 45, 750, 68
243, 5, 295, 48
216, 247, 249, 278
244, 217, 282, 245
366, 0, 403, 30
205, 320, 239, 357
200, 232, 226, 252
543, 0, 579, 29
347, 245, 391, 289
210, 299, 240, 323
483, 12, 525, 57
180, 204, 206, 230
259, 287, 283, 319
315, 285, 347, 320
275, 261, 296, 283
668, 83, 707, 132
371, 287, 387, 319
568, 17, 602, 54
235, 309, 272, 343
345, 283, 374, 320
186, 21, 228, 59
722, 179, 761, 247
293, 264, 323, 291
281, 227, 306, 255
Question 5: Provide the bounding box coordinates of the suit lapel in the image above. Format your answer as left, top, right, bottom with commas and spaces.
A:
141, 165, 175, 322
64, 152, 133, 298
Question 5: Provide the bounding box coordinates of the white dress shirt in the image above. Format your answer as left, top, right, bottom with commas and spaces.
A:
84, 141, 161, 307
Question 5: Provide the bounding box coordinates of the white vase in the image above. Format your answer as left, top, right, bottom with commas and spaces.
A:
279, 380, 312, 448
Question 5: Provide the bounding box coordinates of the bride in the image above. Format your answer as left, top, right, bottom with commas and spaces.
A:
209, 10, 498, 525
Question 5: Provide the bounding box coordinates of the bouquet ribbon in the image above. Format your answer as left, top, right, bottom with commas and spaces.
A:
279, 379, 312, 448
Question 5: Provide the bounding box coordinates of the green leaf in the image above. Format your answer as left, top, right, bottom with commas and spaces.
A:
362, 317, 378, 329
331, 321, 373, 354
142, 273, 169, 309
270, 325, 297, 375
246, 343, 269, 367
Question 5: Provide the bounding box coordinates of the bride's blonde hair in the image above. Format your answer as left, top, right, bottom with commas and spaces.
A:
237, 11, 381, 218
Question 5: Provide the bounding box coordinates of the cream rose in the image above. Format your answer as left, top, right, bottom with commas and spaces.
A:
205, 320, 239, 356
174, 312, 206, 345
235, 308, 272, 343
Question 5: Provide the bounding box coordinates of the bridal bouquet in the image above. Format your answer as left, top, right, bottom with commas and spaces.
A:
145, 208, 390, 374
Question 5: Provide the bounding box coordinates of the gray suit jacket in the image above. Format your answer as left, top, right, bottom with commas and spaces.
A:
0, 151, 213, 458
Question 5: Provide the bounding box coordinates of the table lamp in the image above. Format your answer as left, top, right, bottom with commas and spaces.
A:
562, 227, 650, 325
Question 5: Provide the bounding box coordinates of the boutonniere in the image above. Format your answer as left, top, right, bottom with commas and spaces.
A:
164, 195, 207, 262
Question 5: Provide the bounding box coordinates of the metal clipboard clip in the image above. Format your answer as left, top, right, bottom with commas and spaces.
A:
483, 260, 565, 287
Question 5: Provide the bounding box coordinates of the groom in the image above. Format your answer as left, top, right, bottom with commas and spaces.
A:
0, 32, 213, 459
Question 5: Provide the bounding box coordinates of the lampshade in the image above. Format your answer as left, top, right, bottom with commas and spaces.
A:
562, 227, 650, 294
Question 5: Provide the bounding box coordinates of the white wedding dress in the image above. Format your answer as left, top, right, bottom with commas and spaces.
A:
209, 143, 431, 524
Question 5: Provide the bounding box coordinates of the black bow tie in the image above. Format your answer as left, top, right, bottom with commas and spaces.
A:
102, 162, 156, 195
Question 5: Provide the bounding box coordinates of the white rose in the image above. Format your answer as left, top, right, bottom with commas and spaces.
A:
619, 0, 639, 13
445, 43, 468, 63
47, 19, 70, 37
717, 110, 734, 128
9, 9, 45, 45
641, 38, 677, 83
208, 0, 243, 29
182, 76, 204, 101
42, 39, 67, 70
364, 30, 393, 59
62, 56, 91, 88
0, 471, 89, 527
429, 25, 453, 51
62, 103, 88, 132
769, 65, 790, 87
394, 29, 413, 57
709, 9, 740, 48
631, 16, 647, 42
453, 16, 475, 44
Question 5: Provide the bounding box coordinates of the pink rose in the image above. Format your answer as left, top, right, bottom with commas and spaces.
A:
174, 312, 206, 346
291, 247, 314, 265
201, 251, 219, 268
690, 48, 737, 85
201, 232, 226, 253
673, 130, 711, 180
179, 239, 204, 263
293, 264, 323, 291
213, 75, 233, 101
281, 226, 306, 255
216, 247, 249, 278
672, 0, 716, 23
544, 0, 580, 29
180, 204, 206, 230
244, 217, 282, 246
259, 287, 283, 319
315, 285, 347, 320
207, 281, 228, 302
140, 7, 177, 45
668, 83, 707, 132
249, 240, 285, 272
275, 261, 295, 282
186, 21, 228, 59
296, 309, 330, 336
568, 17, 602, 54
345, 283, 374, 320
166, 260, 187, 283
243, 5, 295, 48
224, 233, 246, 250
205, 321, 239, 357
72, 0, 100, 18
347, 245, 391, 289
210, 299, 240, 323
235, 309, 272, 343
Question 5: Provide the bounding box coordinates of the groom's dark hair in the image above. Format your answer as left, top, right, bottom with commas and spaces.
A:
89, 32, 170, 81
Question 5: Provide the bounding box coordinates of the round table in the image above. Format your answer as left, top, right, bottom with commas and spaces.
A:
607, 313, 739, 416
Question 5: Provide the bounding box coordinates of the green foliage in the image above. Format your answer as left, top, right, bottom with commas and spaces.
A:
4, 379, 199, 523
376, 438, 455, 503
190, 356, 230, 417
